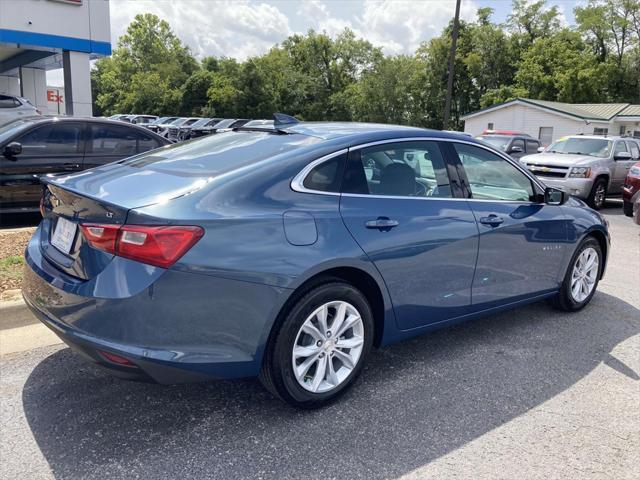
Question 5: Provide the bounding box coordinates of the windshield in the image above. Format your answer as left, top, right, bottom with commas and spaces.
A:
211, 119, 236, 129
0, 118, 37, 144
121, 130, 320, 176
188, 118, 211, 128
479, 136, 510, 150
546, 137, 612, 157
169, 118, 188, 126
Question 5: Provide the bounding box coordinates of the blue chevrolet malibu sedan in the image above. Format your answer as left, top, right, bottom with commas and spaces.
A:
23, 117, 609, 408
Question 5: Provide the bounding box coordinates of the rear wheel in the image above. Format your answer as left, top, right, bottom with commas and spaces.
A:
550, 237, 602, 312
587, 178, 607, 210
259, 281, 374, 408
623, 200, 633, 217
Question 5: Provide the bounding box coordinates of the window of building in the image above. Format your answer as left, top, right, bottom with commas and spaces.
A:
342, 141, 452, 198
538, 127, 553, 146
453, 143, 535, 202
593, 127, 608, 136
620, 125, 627, 135
487, 122, 494, 130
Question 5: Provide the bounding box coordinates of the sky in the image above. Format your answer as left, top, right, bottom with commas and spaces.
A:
47, 0, 583, 86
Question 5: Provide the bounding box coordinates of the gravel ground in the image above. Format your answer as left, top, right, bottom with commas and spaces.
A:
0, 203, 638, 480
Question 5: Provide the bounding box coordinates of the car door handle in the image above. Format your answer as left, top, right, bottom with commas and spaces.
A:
479, 215, 504, 226
365, 217, 399, 231
62, 163, 80, 170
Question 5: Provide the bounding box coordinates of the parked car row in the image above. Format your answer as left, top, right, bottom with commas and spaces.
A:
108, 114, 252, 142
0, 116, 170, 214
473, 129, 640, 218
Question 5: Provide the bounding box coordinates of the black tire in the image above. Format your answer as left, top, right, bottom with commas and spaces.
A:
550, 237, 602, 312
259, 280, 374, 409
586, 178, 607, 210
623, 200, 633, 217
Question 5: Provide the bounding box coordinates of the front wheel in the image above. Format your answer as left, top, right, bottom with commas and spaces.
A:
259, 281, 374, 408
550, 237, 602, 312
586, 178, 607, 210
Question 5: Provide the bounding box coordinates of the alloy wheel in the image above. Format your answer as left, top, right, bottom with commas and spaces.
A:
291, 301, 365, 393
570, 247, 599, 303
594, 183, 606, 208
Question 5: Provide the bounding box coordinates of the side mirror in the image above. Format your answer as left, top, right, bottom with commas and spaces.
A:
3, 142, 22, 158
509, 145, 523, 154
614, 151, 632, 160
545, 187, 566, 205
537, 146, 545, 153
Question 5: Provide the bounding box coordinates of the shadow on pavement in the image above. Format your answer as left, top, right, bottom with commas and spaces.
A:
22, 292, 639, 479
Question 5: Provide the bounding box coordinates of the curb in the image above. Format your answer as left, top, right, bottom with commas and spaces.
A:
0, 296, 38, 330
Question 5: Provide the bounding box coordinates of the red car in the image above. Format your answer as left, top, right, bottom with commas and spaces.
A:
622, 162, 640, 218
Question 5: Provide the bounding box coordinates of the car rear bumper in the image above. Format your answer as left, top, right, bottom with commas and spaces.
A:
23, 226, 288, 383
539, 177, 593, 199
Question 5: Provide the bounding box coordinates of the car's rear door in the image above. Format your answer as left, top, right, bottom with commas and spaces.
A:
448, 142, 568, 307
339, 139, 479, 330
84, 123, 164, 169
0, 121, 85, 211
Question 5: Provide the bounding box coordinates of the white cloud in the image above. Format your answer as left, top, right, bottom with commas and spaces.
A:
106, 0, 480, 61
109, 0, 291, 60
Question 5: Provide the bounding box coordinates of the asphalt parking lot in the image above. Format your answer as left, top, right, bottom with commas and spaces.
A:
1, 201, 638, 480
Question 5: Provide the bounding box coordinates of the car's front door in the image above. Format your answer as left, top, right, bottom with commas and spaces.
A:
449, 142, 568, 307
0, 122, 85, 212
339, 139, 479, 330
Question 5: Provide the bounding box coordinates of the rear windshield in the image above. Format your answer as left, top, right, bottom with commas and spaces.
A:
122, 130, 320, 175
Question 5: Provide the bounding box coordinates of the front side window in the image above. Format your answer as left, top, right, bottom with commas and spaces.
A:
454, 143, 535, 202
626, 141, 640, 159
342, 141, 452, 198
526, 140, 540, 152
17, 123, 83, 155
614, 141, 628, 155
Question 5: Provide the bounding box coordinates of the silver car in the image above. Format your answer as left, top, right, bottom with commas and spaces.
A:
520, 135, 639, 209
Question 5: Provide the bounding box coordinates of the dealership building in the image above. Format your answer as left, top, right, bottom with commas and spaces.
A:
462, 98, 640, 145
0, 0, 111, 116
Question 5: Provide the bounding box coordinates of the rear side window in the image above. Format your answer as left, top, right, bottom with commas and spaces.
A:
89, 124, 160, 156
17, 123, 83, 155
0, 95, 20, 108
342, 141, 452, 198
302, 153, 346, 192
614, 141, 628, 154
123, 130, 320, 176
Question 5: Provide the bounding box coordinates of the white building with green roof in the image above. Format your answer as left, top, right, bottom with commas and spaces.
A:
462, 98, 640, 146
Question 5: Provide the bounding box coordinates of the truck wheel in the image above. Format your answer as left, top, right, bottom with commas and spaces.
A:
587, 178, 607, 210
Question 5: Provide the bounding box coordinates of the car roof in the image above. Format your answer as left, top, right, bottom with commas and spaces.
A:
561, 135, 631, 141
275, 121, 470, 143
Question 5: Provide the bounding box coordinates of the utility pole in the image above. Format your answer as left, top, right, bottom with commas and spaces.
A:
443, 0, 461, 130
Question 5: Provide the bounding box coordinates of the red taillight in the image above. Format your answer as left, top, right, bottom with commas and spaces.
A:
80, 224, 204, 268
98, 350, 135, 366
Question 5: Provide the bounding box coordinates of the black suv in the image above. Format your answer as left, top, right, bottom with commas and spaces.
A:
0, 117, 170, 214
477, 131, 541, 159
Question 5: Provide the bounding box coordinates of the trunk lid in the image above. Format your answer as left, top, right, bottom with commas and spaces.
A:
40, 161, 211, 280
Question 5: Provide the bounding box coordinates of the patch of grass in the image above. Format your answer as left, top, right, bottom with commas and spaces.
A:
0, 255, 25, 284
